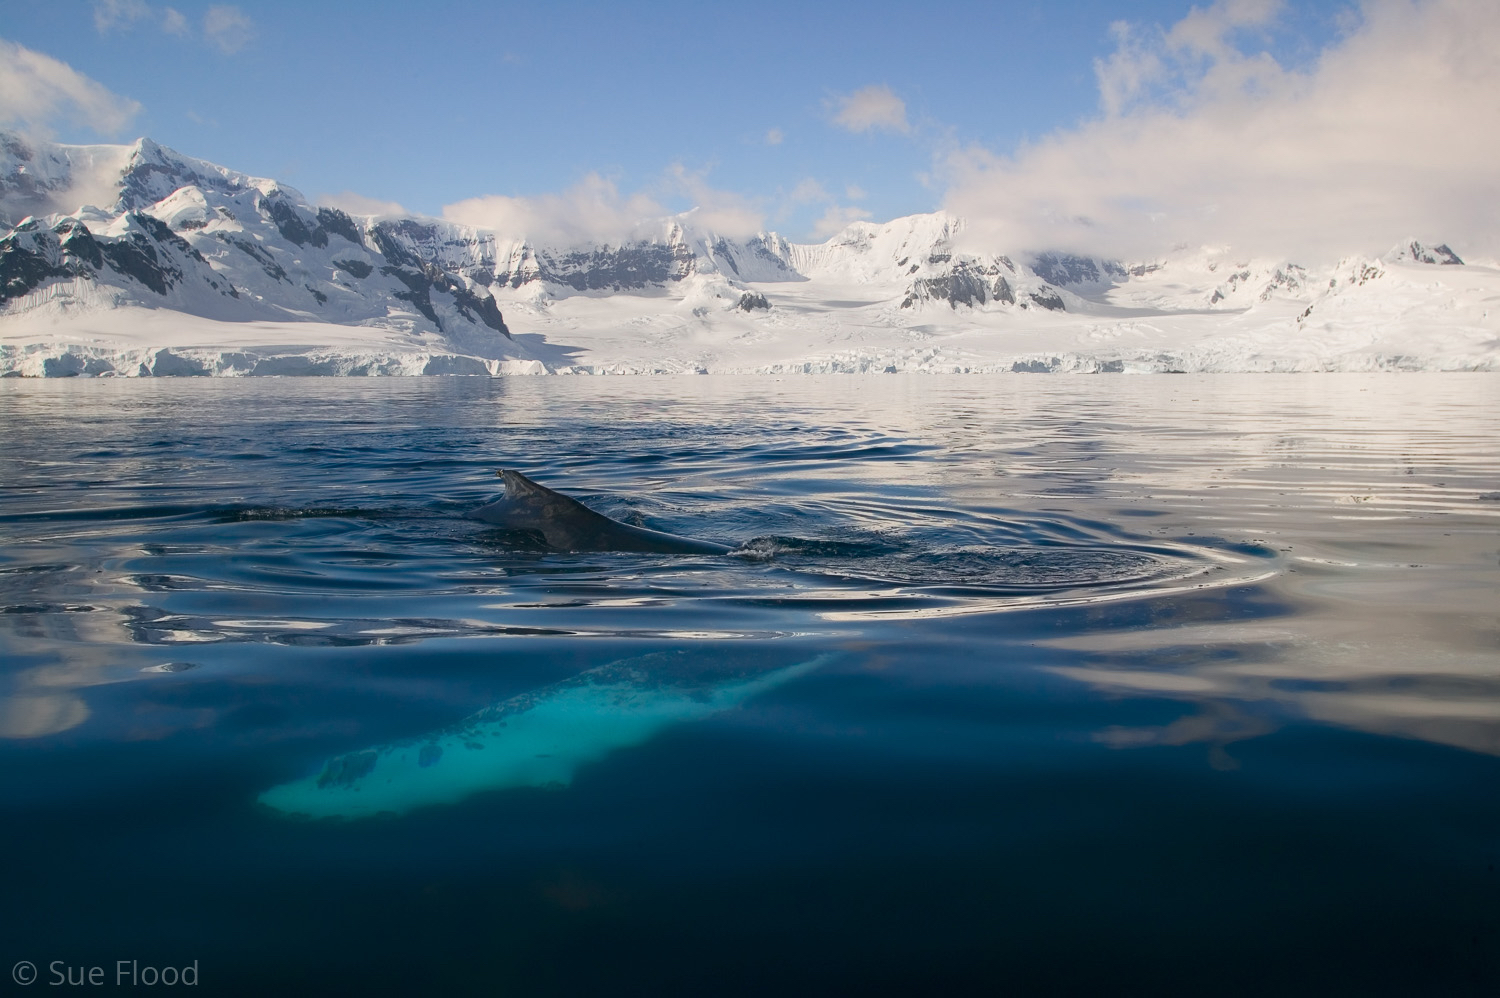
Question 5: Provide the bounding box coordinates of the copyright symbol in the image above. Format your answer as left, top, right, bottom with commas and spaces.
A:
11, 960, 37, 985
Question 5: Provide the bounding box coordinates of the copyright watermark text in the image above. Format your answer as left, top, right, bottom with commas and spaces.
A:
11, 960, 199, 987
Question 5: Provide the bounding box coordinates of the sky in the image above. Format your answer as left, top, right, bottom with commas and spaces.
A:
2, 0, 1497, 261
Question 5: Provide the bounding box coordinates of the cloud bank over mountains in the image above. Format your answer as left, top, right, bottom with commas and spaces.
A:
434, 0, 1500, 259
0, 38, 141, 138
943, 0, 1500, 263
442, 175, 666, 249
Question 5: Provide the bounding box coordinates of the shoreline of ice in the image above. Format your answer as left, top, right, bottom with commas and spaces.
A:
3, 301, 1495, 377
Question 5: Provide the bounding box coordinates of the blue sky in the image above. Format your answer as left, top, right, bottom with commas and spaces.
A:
3, 2, 1497, 259
2, 1, 1346, 235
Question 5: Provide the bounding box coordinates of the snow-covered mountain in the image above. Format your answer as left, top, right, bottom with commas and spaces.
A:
0, 132, 526, 374
2, 131, 1497, 376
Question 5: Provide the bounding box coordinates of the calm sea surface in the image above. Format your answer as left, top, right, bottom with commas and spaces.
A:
1, 374, 1497, 995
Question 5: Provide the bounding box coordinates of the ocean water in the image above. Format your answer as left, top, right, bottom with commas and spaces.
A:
1, 374, 1497, 995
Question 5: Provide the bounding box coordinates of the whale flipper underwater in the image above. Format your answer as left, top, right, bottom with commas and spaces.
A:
467, 470, 732, 554
259, 650, 833, 819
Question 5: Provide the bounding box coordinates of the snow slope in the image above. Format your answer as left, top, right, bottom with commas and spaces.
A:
3, 131, 1496, 376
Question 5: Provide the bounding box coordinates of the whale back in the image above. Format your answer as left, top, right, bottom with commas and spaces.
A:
468, 470, 731, 555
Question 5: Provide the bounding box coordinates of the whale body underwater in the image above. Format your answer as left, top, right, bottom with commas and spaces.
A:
466, 469, 732, 554
257, 474, 830, 819
260, 650, 834, 819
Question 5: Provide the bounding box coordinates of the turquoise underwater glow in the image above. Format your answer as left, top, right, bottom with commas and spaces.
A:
260, 652, 833, 819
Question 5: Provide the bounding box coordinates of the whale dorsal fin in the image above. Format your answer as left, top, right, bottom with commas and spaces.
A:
497, 469, 556, 500
497, 470, 596, 514
474, 469, 731, 554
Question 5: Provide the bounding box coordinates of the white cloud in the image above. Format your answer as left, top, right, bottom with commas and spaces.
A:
666, 164, 765, 237
779, 177, 872, 239
161, 7, 188, 36
203, 5, 254, 54
318, 191, 408, 217
810, 203, 873, 240
788, 178, 829, 204
765, 127, 784, 145
1095, 0, 1284, 117
442, 166, 767, 245
830, 84, 910, 135
944, 0, 1500, 263
0, 38, 141, 136
92, 0, 150, 33
95, 0, 242, 48
442, 174, 665, 247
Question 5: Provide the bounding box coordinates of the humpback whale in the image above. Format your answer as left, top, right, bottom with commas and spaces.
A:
467, 470, 732, 554
259, 650, 833, 819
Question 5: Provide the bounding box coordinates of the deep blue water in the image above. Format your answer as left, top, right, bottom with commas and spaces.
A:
1, 374, 1498, 995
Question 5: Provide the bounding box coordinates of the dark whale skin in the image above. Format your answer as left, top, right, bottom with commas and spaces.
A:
467, 470, 732, 555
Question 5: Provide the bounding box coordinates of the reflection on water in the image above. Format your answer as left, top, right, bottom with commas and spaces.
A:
1046, 557, 1500, 756
3, 376, 1492, 752
1, 374, 1497, 992
1023, 391, 1500, 757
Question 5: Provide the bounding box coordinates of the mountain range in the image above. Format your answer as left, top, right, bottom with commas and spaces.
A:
2, 131, 1496, 376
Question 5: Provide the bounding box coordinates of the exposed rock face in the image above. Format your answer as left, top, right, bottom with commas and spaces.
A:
1028, 289, 1066, 311
902, 263, 1005, 309
1257, 265, 1307, 301
900, 258, 1061, 311
0, 131, 513, 350
1387, 240, 1464, 266
1029, 252, 1128, 287
0, 213, 229, 305
380, 262, 510, 336
1209, 269, 1253, 305
525, 240, 697, 291
362, 219, 713, 293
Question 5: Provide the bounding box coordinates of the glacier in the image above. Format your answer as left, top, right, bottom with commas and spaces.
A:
2, 130, 1497, 376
